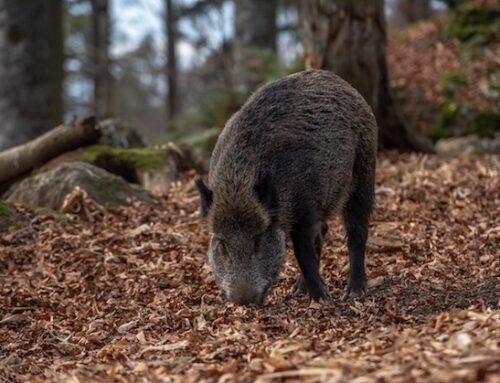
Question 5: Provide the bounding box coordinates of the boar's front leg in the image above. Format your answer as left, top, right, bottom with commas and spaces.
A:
292, 221, 328, 296
291, 214, 331, 303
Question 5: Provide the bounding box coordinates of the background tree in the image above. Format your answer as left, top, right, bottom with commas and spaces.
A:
302, 0, 434, 152
113, 35, 167, 140
165, 0, 178, 124
233, 0, 278, 92
390, 0, 433, 26
90, 0, 112, 119
0, 0, 63, 150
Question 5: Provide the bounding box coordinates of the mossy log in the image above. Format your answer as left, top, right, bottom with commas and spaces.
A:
80, 143, 203, 194
34, 143, 204, 195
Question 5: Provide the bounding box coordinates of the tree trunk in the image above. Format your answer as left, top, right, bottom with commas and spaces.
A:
234, 0, 277, 92
91, 0, 112, 119
166, 0, 178, 124
0, 0, 64, 151
302, 0, 434, 152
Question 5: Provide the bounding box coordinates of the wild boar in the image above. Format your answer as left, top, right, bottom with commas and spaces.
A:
195, 69, 377, 306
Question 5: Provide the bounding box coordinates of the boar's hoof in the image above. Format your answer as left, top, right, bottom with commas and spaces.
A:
292, 278, 332, 304
310, 283, 332, 304
314, 293, 333, 306
291, 276, 307, 296
342, 282, 367, 301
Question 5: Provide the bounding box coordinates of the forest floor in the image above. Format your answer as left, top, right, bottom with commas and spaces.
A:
1, 153, 499, 383
387, 14, 500, 135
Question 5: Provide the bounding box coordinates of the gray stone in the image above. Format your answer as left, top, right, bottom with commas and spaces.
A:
436, 134, 500, 155
4, 162, 153, 210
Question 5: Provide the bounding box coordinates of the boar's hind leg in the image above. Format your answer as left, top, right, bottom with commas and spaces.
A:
292, 222, 328, 296
342, 166, 375, 300
291, 216, 331, 303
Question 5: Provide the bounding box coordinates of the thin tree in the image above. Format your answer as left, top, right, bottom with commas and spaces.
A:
0, 0, 63, 150
302, 0, 434, 152
90, 0, 112, 119
166, 0, 178, 124
233, 0, 277, 92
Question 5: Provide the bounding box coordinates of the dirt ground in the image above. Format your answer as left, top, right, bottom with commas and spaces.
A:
1, 153, 499, 383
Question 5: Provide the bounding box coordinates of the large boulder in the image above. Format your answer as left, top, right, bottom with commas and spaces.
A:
4, 162, 153, 210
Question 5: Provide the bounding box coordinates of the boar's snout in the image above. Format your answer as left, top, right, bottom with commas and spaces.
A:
225, 283, 265, 306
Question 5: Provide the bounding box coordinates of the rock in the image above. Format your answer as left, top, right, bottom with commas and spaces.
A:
97, 119, 145, 148
436, 134, 500, 155
4, 162, 153, 210
132, 143, 205, 194
29, 143, 204, 196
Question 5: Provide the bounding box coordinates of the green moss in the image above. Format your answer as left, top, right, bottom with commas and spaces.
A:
440, 71, 467, 98
80, 145, 166, 172
428, 71, 468, 142
429, 101, 460, 142
430, 104, 500, 142
468, 111, 500, 138
0, 201, 12, 218
449, 4, 500, 45
0, 201, 13, 232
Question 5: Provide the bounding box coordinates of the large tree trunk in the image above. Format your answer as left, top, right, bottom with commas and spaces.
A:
165, 0, 178, 124
302, 0, 434, 152
0, 0, 64, 151
234, 0, 277, 92
90, 0, 112, 119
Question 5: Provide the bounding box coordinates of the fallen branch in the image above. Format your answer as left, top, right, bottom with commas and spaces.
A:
0, 117, 99, 185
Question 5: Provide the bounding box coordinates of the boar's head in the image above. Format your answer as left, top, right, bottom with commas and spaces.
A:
195, 172, 286, 306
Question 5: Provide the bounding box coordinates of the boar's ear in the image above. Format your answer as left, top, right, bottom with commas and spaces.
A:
195, 176, 213, 220
254, 171, 278, 214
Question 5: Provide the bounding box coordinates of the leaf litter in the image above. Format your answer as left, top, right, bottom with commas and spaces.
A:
0, 153, 499, 382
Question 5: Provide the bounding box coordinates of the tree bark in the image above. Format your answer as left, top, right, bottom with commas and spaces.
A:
91, 0, 112, 119
302, 0, 434, 152
166, 0, 178, 123
0, 0, 64, 151
0, 117, 99, 186
234, 0, 277, 91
